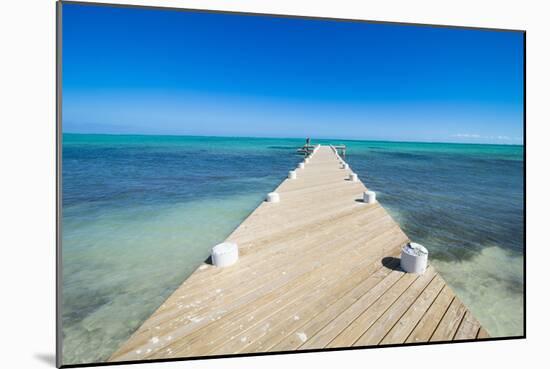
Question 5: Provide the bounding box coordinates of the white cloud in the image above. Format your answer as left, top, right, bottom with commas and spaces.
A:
452, 134, 517, 141
453, 133, 481, 138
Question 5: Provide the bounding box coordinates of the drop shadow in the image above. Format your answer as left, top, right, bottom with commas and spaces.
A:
354, 198, 366, 203
382, 256, 403, 271
34, 353, 56, 366
204, 255, 213, 265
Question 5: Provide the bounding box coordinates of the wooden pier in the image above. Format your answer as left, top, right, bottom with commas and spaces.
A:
110, 145, 488, 363
298, 144, 346, 157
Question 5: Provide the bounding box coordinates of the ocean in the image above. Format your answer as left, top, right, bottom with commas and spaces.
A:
61, 134, 524, 364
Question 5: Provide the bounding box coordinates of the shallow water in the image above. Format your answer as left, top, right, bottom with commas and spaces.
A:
61, 134, 524, 364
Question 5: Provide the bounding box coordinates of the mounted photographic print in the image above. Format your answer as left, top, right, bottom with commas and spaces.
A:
57, 1, 525, 367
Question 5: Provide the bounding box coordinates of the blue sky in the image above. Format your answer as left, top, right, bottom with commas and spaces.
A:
62, 3, 524, 144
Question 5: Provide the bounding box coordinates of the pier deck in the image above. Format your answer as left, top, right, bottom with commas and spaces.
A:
110, 145, 488, 362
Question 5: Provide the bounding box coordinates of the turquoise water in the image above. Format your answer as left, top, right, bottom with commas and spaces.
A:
62, 134, 524, 364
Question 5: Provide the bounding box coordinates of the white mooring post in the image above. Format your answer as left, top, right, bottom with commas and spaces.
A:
304, 158, 310, 164
211, 242, 239, 267
266, 192, 280, 203
363, 190, 376, 204
298, 163, 305, 169
400, 243, 429, 274
288, 170, 297, 179
349, 173, 358, 182
342, 163, 349, 170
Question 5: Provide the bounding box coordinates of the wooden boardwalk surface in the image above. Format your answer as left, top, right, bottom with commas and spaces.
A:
110, 145, 488, 362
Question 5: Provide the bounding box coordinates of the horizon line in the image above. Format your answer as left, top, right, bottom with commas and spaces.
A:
62, 131, 525, 147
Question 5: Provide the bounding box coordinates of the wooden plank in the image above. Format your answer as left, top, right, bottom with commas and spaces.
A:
230, 252, 405, 354
354, 267, 438, 346
299, 270, 405, 350
380, 274, 446, 345
454, 310, 482, 340
213, 249, 392, 355
269, 258, 401, 352
326, 270, 421, 348
477, 327, 491, 339
430, 298, 467, 342
405, 285, 455, 343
